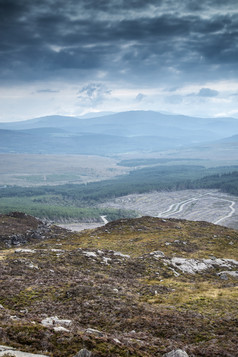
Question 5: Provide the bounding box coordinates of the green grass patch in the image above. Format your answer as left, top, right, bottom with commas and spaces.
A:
0, 195, 137, 221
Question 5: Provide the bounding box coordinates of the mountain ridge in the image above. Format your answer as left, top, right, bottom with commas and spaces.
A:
1, 111, 238, 155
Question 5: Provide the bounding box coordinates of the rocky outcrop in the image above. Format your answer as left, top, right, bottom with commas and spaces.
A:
0, 212, 60, 248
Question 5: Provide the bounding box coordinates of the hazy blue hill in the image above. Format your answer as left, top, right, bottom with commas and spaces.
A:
19, 127, 69, 136
0, 129, 33, 152
1, 111, 238, 140
0, 115, 81, 130
1, 111, 238, 155
217, 134, 238, 143
0, 130, 183, 155
0, 128, 62, 153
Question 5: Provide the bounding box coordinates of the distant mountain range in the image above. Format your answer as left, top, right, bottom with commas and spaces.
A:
0, 111, 238, 155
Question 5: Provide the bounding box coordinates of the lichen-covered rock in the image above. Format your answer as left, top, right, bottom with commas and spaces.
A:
163, 349, 189, 357
41, 316, 72, 328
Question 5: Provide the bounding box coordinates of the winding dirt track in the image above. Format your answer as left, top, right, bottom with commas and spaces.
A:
158, 192, 236, 225
158, 193, 210, 217
213, 198, 236, 224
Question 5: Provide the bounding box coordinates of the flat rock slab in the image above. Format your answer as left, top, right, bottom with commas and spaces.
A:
0, 345, 48, 357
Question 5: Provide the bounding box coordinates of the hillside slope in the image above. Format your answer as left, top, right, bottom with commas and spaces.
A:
0, 215, 237, 356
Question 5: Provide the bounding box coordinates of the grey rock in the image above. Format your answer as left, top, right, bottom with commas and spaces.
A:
0, 345, 48, 356
73, 349, 92, 357
218, 272, 228, 280
41, 316, 72, 328
217, 270, 238, 279
150, 250, 165, 258
85, 328, 104, 337
163, 349, 189, 357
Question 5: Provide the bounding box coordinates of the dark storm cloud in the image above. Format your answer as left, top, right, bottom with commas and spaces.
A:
0, 0, 238, 84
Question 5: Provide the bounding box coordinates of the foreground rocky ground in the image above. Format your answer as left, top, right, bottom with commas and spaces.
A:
0, 213, 237, 356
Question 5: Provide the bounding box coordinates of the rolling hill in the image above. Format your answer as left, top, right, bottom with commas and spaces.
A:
0, 111, 238, 155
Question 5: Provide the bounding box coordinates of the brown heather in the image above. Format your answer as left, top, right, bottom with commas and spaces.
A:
0, 214, 237, 356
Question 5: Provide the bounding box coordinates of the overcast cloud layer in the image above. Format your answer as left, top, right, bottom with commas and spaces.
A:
1, 0, 238, 121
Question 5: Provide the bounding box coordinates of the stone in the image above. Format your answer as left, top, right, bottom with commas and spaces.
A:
217, 271, 238, 279
113, 338, 121, 344
15, 249, 36, 254
113, 251, 130, 258
85, 328, 104, 337
53, 326, 69, 332
0, 345, 48, 356
168, 257, 238, 274
163, 349, 189, 357
73, 348, 92, 357
41, 316, 72, 328
150, 250, 165, 258
83, 251, 97, 258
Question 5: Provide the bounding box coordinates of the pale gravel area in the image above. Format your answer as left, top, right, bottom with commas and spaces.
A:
100, 189, 238, 230
58, 215, 108, 232
57, 222, 105, 232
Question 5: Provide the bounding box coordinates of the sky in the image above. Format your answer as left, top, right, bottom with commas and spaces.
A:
0, 0, 238, 121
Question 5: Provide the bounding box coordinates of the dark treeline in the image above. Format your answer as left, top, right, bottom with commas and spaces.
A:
190, 171, 238, 195
117, 158, 202, 167
1, 165, 238, 204
0, 165, 205, 203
